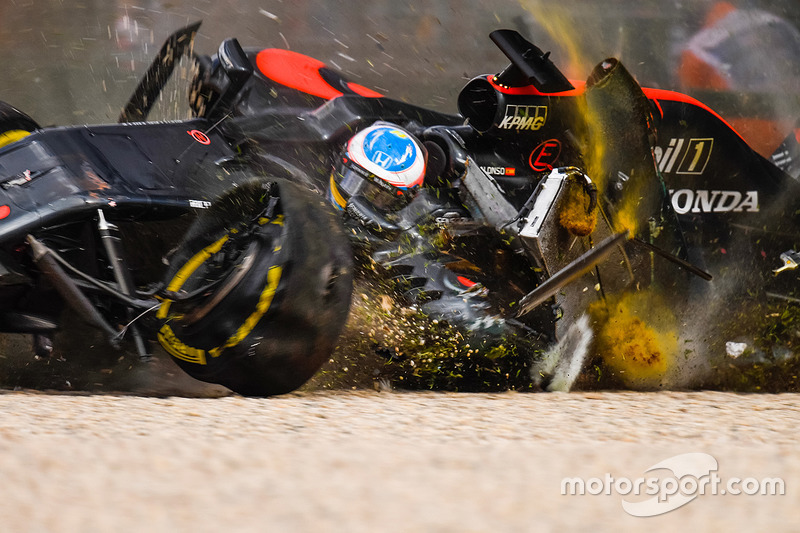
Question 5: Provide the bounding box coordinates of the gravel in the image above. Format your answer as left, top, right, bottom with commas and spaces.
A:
0, 390, 796, 532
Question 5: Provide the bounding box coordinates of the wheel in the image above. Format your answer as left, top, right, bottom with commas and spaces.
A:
0, 101, 40, 148
156, 178, 354, 396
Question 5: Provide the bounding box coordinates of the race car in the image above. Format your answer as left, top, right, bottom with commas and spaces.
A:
0, 23, 797, 393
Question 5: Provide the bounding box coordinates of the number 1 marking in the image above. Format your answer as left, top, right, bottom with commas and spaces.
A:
688, 141, 704, 173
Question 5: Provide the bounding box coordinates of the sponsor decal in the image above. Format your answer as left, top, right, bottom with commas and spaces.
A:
498, 104, 548, 131
187, 129, 211, 145
655, 138, 713, 175
669, 189, 759, 214
189, 199, 212, 209
614, 170, 630, 191
2, 170, 32, 188
435, 216, 472, 225
479, 166, 516, 176
435, 211, 472, 226
771, 148, 793, 173
529, 139, 561, 171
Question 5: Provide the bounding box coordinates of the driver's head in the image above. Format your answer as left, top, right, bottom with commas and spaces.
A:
328, 122, 425, 213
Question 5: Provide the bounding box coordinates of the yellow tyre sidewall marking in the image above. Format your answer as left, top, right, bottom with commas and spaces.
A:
157, 228, 284, 366
208, 265, 282, 358
157, 234, 230, 365
156, 234, 230, 320
158, 325, 209, 365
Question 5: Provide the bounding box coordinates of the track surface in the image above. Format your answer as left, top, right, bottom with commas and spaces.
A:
0, 390, 796, 532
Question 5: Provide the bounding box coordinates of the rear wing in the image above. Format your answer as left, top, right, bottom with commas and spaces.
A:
119, 22, 201, 122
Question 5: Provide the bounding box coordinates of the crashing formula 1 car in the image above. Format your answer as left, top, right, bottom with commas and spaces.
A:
0, 24, 355, 396
0, 23, 798, 394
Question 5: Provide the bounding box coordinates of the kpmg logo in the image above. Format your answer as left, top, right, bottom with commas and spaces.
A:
561, 452, 785, 517
498, 104, 547, 131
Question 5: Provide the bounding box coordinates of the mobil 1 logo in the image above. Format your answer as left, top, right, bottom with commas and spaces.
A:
656, 138, 714, 175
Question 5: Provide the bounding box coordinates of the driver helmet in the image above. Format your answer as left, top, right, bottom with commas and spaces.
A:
328, 121, 426, 212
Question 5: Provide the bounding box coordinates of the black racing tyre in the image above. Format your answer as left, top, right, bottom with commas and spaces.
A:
0, 101, 40, 148
156, 178, 354, 396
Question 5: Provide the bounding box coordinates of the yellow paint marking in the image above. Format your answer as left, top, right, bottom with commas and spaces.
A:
0, 130, 31, 148
329, 173, 347, 209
